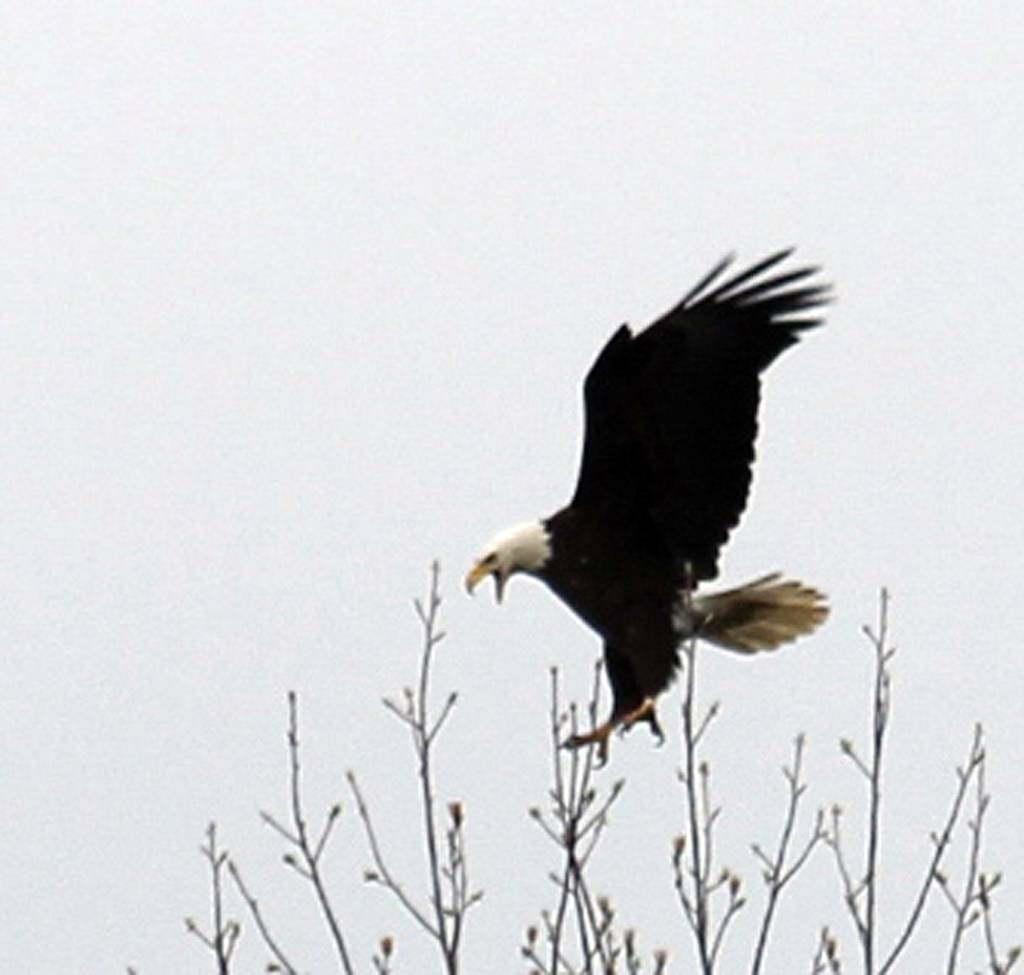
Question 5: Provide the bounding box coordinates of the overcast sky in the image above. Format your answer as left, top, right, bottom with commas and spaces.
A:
3, 3, 1023, 972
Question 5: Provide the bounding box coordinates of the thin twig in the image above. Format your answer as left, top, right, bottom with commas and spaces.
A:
415, 563, 456, 970
261, 693, 355, 975
750, 735, 827, 975
677, 634, 721, 974
348, 769, 438, 936
878, 728, 984, 974
226, 859, 299, 975
809, 926, 842, 974
862, 589, 894, 975
944, 745, 987, 973
825, 590, 893, 972
979, 871, 1022, 974
184, 823, 240, 975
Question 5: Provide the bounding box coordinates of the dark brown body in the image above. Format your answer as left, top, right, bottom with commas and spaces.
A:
540, 506, 684, 721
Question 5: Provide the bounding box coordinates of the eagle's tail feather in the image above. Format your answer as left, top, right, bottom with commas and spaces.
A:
692, 573, 828, 653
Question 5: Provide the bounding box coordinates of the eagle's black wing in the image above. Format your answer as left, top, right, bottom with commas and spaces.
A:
570, 250, 829, 580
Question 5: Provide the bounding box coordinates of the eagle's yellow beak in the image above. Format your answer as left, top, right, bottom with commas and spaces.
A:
465, 559, 505, 603
465, 561, 489, 595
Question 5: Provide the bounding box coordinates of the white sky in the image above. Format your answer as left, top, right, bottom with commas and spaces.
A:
2, 2, 1023, 972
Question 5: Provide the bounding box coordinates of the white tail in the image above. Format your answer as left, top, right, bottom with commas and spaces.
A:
692, 572, 828, 653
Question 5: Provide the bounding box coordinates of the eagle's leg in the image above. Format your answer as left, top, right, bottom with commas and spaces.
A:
564, 722, 614, 764
563, 697, 663, 764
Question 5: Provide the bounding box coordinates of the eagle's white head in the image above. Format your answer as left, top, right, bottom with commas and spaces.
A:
465, 520, 551, 603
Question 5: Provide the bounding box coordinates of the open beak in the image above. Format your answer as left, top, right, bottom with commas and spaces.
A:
465, 562, 505, 603
465, 561, 489, 596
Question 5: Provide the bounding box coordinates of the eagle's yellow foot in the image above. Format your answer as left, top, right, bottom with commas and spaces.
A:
564, 698, 664, 764
564, 723, 613, 765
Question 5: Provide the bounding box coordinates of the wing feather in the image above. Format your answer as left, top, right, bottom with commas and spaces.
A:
570, 252, 829, 579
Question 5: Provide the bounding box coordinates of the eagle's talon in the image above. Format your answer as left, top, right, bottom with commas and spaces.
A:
564, 725, 612, 765
621, 698, 663, 743
648, 710, 665, 745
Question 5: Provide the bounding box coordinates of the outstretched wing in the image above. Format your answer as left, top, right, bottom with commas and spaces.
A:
570, 250, 829, 579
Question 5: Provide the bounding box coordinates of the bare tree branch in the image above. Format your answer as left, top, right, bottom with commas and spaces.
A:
674, 634, 736, 975
226, 859, 299, 975
822, 591, 1022, 975
260, 692, 355, 974
350, 561, 481, 974
750, 735, 827, 975
184, 823, 240, 975
825, 590, 893, 970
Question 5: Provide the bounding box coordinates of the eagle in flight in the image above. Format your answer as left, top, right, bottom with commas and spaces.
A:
467, 251, 829, 759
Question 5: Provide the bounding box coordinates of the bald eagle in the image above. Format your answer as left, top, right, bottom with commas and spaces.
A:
466, 251, 829, 759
